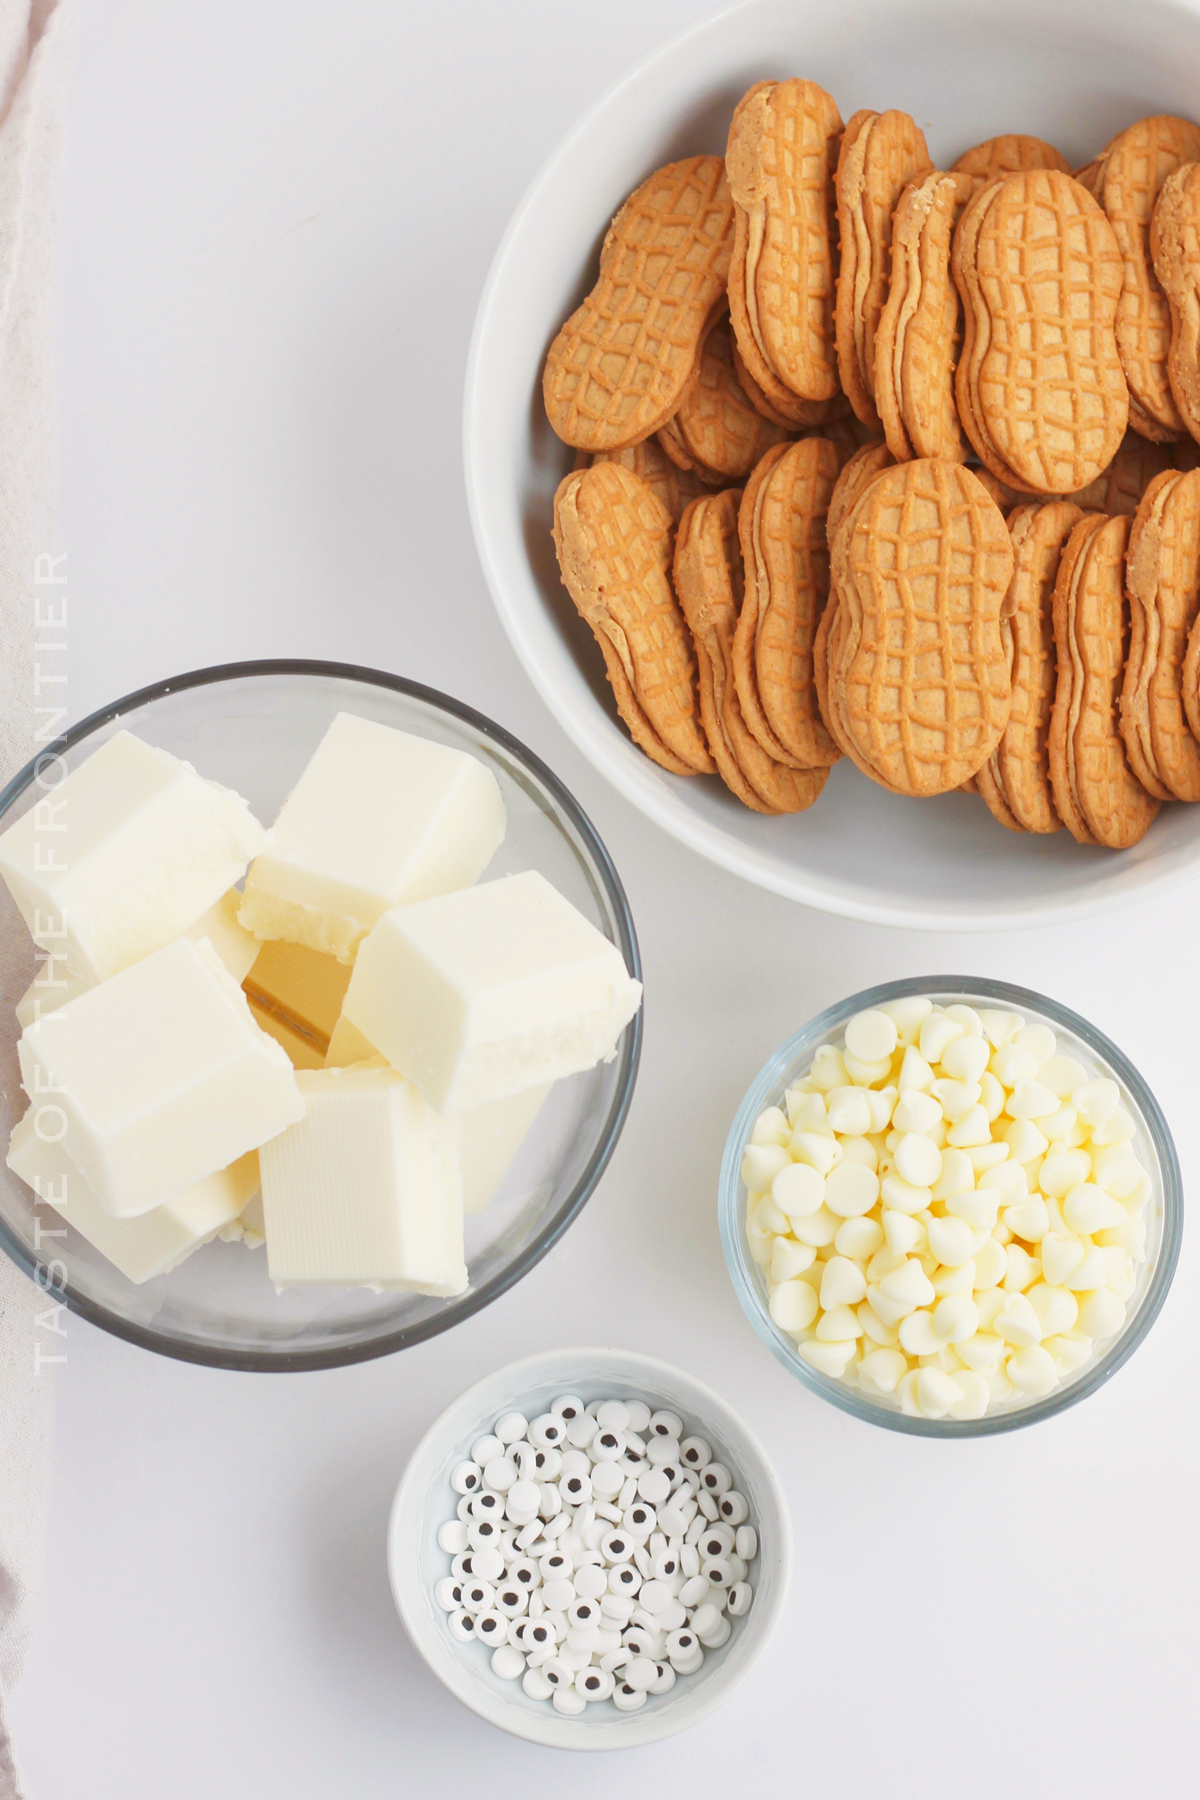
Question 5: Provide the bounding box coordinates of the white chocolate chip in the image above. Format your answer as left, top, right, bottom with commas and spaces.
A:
1072, 1079, 1120, 1130
769, 1279, 819, 1333
844, 1009, 898, 1063
771, 1161, 826, 1219
920, 1014, 964, 1065
940, 1037, 991, 1084
823, 1162, 880, 1218
1063, 1184, 1127, 1235
1013, 1023, 1057, 1067
880, 997, 933, 1043
748, 997, 1153, 1422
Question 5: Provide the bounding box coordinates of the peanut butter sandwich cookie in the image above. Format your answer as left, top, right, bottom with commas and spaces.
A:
733, 438, 842, 770
828, 458, 1014, 794
579, 442, 713, 523
834, 110, 934, 430
1048, 512, 1160, 846
656, 411, 723, 484
874, 169, 974, 463
553, 462, 714, 775
674, 490, 827, 813
664, 315, 792, 482
1067, 428, 1174, 512
1151, 159, 1200, 443
727, 338, 843, 429
725, 80, 843, 420
1120, 467, 1200, 800
951, 134, 1071, 196
1099, 115, 1200, 442
977, 500, 1084, 834
815, 440, 897, 755
543, 157, 735, 452
954, 169, 1128, 496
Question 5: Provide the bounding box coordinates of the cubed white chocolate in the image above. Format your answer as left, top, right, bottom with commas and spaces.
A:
340, 870, 641, 1112
452, 1085, 551, 1214
14, 887, 259, 1030
322, 1011, 549, 1211
7, 1108, 259, 1283
242, 939, 352, 1068
323, 1011, 378, 1069
0, 730, 265, 982
238, 713, 505, 961
18, 936, 303, 1217
259, 1061, 466, 1293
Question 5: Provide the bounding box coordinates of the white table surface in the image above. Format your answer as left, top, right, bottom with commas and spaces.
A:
11, 2, 1197, 1793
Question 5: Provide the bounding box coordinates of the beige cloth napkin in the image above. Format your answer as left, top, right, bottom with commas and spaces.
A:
0, 3, 74, 1796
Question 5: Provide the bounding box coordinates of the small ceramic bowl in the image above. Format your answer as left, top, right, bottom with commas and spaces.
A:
719, 977, 1182, 1437
387, 1346, 790, 1747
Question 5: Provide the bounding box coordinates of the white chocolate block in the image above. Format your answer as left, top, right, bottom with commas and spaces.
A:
324, 1011, 378, 1069
7, 1108, 259, 1283
341, 870, 641, 1112
15, 887, 259, 1030
322, 1009, 549, 1212
18, 937, 303, 1217
218, 1189, 266, 1247
0, 730, 265, 982
238, 713, 505, 961
454, 1084, 551, 1214
14, 959, 90, 1030
243, 938, 352, 1067
259, 1061, 466, 1293
190, 889, 260, 985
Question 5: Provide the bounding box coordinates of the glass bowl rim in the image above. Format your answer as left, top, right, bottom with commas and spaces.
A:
0, 657, 643, 1373
718, 974, 1182, 1437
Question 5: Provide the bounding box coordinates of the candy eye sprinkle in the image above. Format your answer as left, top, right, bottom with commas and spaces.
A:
432, 1392, 758, 1709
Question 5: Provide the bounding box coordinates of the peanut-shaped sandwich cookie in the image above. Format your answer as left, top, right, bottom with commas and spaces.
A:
950, 133, 1071, 197
975, 501, 1084, 834
673, 489, 827, 814
725, 80, 844, 422
552, 462, 714, 775
1048, 513, 1160, 847
874, 169, 974, 464
1151, 159, 1200, 443
733, 438, 842, 770
954, 169, 1128, 496
543, 157, 735, 452
1121, 468, 1200, 801
834, 109, 933, 431
827, 458, 1014, 795
579, 441, 715, 525
1098, 115, 1200, 442
658, 316, 792, 483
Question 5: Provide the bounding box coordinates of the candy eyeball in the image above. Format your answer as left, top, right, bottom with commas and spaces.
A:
434, 1396, 758, 1711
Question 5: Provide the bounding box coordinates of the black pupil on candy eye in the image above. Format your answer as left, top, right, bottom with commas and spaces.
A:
602, 1435, 616, 1448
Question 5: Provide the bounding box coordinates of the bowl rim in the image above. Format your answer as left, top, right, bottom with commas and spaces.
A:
386, 1344, 792, 1749
462, 0, 1200, 932
718, 974, 1183, 1437
0, 658, 643, 1373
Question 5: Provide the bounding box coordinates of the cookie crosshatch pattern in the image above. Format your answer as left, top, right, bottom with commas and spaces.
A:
542, 85, 1200, 851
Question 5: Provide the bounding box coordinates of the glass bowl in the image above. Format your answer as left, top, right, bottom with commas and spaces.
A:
719, 977, 1182, 1437
0, 660, 642, 1372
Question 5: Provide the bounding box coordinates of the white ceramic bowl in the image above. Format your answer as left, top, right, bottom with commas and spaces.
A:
465, 0, 1200, 930
387, 1347, 790, 1748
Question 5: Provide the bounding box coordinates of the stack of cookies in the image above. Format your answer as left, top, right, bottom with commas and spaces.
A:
543, 84, 1200, 849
